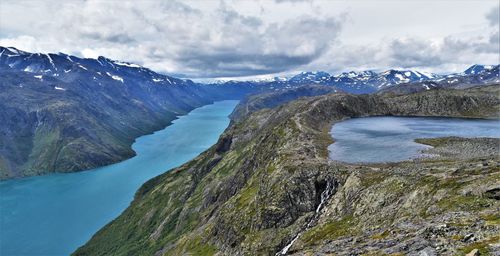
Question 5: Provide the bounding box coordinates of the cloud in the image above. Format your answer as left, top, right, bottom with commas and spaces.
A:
486, 5, 499, 26
274, 0, 312, 3
169, 14, 341, 77
304, 1, 500, 75
0, 0, 342, 78
0, 0, 498, 77
387, 38, 443, 68
313, 30, 499, 75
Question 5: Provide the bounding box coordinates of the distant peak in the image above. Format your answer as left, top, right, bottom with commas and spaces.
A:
0, 46, 26, 55
463, 64, 493, 75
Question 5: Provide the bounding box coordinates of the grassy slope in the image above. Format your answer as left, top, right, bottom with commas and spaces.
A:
75, 85, 500, 255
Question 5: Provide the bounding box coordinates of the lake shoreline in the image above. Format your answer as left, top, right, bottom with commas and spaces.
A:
328, 116, 500, 164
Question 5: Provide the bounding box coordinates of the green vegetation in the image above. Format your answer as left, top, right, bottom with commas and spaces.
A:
458, 235, 499, 255
76, 85, 500, 255
300, 216, 358, 246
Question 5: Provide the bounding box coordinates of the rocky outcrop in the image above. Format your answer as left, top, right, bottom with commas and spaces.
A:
75, 85, 500, 255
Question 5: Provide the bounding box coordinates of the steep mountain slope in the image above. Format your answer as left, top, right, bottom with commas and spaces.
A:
0, 47, 265, 179
75, 85, 499, 255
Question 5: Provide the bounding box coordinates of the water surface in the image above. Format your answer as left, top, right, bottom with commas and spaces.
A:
0, 100, 238, 255
329, 116, 500, 163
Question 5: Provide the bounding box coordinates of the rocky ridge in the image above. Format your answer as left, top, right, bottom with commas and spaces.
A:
76, 85, 500, 255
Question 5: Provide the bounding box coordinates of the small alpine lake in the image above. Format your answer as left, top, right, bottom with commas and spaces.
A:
0, 100, 239, 256
328, 116, 500, 163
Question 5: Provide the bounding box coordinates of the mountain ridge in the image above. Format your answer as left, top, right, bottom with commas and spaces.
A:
0, 47, 267, 179
74, 85, 500, 255
1, 46, 497, 179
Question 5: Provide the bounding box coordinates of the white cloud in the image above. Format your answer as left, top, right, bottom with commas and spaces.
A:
0, 0, 498, 78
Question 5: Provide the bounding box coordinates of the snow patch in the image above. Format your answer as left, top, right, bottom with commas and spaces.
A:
394, 73, 407, 82
45, 54, 57, 71
418, 71, 435, 79
7, 47, 20, 54
24, 66, 36, 72
96, 58, 104, 66
114, 61, 141, 68
34, 75, 42, 80
54, 86, 66, 91
106, 72, 124, 83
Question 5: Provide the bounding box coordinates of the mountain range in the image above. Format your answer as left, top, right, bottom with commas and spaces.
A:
0, 46, 498, 179
0, 46, 262, 178
2, 46, 498, 95
246, 65, 499, 94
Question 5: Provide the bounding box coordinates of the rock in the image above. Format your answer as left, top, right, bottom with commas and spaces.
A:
465, 248, 480, 256
463, 233, 476, 243
484, 187, 500, 200
418, 246, 437, 256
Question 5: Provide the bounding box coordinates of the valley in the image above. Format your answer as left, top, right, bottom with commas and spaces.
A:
1, 46, 498, 180
0, 100, 238, 255
1, 1, 499, 255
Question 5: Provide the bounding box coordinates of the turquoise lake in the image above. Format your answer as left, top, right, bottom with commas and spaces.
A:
0, 100, 238, 256
329, 116, 500, 163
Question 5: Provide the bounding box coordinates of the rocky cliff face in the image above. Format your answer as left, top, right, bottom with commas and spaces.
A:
75, 85, 500, 255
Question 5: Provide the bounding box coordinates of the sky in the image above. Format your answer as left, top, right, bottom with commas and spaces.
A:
0, 0, 498, 80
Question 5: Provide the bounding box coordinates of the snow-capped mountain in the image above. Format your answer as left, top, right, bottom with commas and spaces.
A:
288, 71, 331, 84
369, 69, 439, 88
326, 71, 377, 93
251, 68, 445, 93
379, 64, 499, 94
463, 64, 497, 75
2, 46, 496, 96
273, 69, 442, 93
261, 65, 497, 94
0, 46, 190, 88
437, 64, 499, 88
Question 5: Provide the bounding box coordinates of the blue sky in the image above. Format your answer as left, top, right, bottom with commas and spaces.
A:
0, 0, 498, 79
